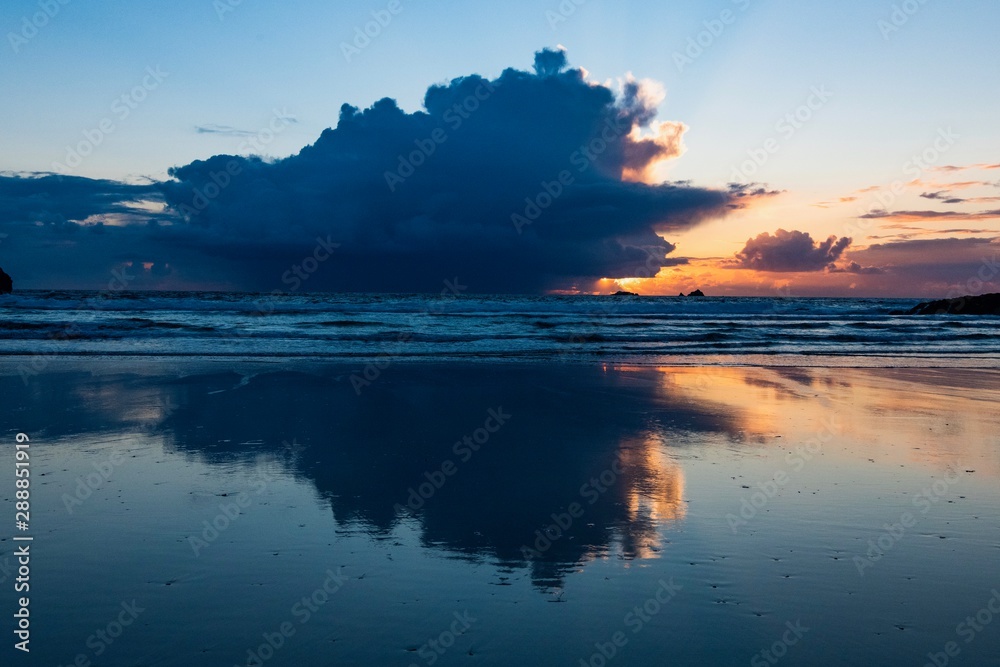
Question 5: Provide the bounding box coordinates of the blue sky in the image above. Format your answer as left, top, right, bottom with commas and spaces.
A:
3, 0, 997, 184
2, 0, 999, 294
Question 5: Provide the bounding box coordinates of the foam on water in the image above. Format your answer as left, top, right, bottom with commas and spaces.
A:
1, 290, 998, 363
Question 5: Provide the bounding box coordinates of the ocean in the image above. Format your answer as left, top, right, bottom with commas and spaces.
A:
2, 290, 998, 364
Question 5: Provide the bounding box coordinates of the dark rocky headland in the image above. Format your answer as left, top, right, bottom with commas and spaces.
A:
908, 293, 1000, 315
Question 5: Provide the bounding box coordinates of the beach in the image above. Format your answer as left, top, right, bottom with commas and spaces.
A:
2, 359, 998, 666
5, 5, 1000, 663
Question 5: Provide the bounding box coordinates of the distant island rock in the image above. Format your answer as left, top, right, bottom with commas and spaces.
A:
908, 293, 1000, 315
613, 290, 639, 296
687, 289, 706, 297
0, 266, 12, 294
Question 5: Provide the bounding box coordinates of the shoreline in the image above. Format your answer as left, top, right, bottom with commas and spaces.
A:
2, 353, 1000, 378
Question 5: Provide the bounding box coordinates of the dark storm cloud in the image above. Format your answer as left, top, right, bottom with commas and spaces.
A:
729, 229, 852, 272
155, 48, 742, 292
0, 49, 747, 292
0, 173, 158, 227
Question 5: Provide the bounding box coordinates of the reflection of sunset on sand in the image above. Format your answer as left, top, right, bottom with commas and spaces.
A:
627, 366, 1000, 479
615, 432, 687, 561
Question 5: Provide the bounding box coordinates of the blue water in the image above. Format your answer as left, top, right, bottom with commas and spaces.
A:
1, 291, 998, 363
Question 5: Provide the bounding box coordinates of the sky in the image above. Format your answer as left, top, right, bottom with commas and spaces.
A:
1, 0, 999, 296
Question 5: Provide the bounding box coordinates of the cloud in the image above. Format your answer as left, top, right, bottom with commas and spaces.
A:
931, 163, 1000, 172
0, 173, 159, 228
826, 177, 999, 210
728, 183, 784, 200
851, 237, 999, 264
847, 237, 1000, 294
0, 49, 752, 292
919, 191, 1000, 205
729, 229, 852, 272
194, 124, 257, 137
860, 209, 1000, 222
812, 195, 859, 209
913, 179, 996, 191
826, 261, 884, 275
157, 49, 743, 292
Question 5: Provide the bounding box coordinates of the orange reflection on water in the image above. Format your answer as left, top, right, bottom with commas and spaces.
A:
617, 366, 1000, 479
613, 431, 686, 560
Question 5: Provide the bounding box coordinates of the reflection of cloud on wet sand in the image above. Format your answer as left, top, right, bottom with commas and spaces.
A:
4, 363, 998, 593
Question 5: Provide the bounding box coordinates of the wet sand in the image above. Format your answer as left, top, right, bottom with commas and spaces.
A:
1, 362, 998, 666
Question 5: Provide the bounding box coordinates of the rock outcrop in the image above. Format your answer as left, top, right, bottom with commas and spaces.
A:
908, 293, 1000, 315
687, 289, 705, 297
613, 290, 639, 296
0, 266, 12, 294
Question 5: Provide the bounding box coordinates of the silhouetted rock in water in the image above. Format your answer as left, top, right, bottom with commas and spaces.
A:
678, 293, 685, 297
908, 293, 1000, 315
612, 291, 639, 296
0, 267, 12, 294
687, 289, 705, 297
